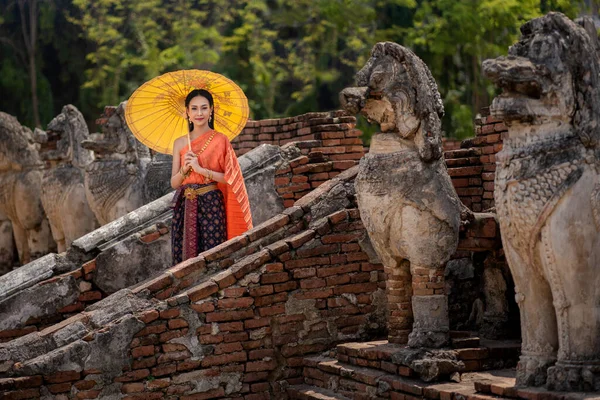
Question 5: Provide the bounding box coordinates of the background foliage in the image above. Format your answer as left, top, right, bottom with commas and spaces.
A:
0, 0, 594, 140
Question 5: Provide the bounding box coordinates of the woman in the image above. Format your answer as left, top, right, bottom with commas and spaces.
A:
170, 89, 252, 265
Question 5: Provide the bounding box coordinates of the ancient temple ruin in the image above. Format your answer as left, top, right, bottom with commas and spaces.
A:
0, 11, 598, 400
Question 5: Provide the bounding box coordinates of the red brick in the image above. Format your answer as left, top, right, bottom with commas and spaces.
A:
258, 304, 285, 317
206, 309, 254, 322
248, 349, 276, 360
244, 318, 271, 329
157, 351, 190, 364
131, 345, 155, 358
214, 342, 244, 354
132, 357, 156, 370
218, 297, 255, 309
76, 389, 102, 399
211, 270, 237, 289
300, 278, 326, 289
114, 369, 150, 382
317, 263, 360, 277
274, 281, 298, 292
78, 291, 102, 302
260, 272, 289, 284
159, 329, 187, 342
151, 363, 177, 377
82, 260, 96, 274
168, 319, 189, 329
249, 286, 273, 297
191, 301, 215, 313
159, 308, 180, 319
121, 382, 144, 393
284, 257, 330, 269
286, 230, 316, 248
223, 288, 247, 298
44, 371, 81, 384
162, 343, 189, 352
138, 310, 159, 324
254, 292, 287, 307
201, 351, 247, 367
188, 281, 219, 302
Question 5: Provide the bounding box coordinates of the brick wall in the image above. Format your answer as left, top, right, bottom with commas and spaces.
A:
445, 108, 506, 212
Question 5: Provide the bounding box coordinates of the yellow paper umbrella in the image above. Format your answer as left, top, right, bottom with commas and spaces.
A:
124, 69, 249, 155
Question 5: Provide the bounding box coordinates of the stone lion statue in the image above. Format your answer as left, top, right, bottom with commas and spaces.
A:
81, 102, 154, 225
0, 113, 53, 264
340, 42, 463, 348
483, 13, 600, 391
36, 105, 99, 253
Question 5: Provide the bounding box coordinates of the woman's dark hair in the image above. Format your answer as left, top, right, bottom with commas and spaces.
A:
185, 89, 215, 131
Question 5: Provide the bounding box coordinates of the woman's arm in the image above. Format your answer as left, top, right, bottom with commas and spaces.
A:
170, 139, 190, 189
185, 150, 226, 184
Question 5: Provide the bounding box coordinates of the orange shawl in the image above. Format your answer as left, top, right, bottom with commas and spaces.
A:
180, 131, 252, 239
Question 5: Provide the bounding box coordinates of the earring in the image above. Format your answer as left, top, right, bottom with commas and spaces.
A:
209, 115, 212, 122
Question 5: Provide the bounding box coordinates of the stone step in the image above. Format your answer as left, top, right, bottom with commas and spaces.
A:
288, 384, 351, 400
302, 356, 514, 400
334, 339, 520, 377
473, 375, 600, 400
451, 337, 481, 349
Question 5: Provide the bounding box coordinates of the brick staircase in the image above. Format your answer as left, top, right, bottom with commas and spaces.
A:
287, 336, 521, 400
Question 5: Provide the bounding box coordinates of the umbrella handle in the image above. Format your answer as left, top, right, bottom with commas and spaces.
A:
187, 132, 192, 152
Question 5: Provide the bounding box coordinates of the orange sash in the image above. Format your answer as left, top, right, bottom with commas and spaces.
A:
180, 131, 252, 239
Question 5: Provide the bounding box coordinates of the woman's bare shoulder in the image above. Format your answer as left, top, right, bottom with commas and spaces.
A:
173, 136, 187, 154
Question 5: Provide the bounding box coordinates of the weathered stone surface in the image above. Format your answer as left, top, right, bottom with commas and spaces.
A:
0, 112, 54, 265
483, 12, 600, 391
408, 295, 449, 348
340, 42, 463, 347
0, 211, 15, 276
37, 105, 98, 253
0, 275, 79, 331
390, 348, 464, 382
93, 233, 171, 294
86, 289, 153, 329
0, 253, 71, 303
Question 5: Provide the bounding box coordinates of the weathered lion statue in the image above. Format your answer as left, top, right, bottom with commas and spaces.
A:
340, 42, 463, 348
36, 105, 99, 253
483, 13, 600, 391
81, 102, 171, 225
0, 113, 54, 264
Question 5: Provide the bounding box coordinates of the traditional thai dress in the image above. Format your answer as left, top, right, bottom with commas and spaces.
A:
171, 131, 252, 265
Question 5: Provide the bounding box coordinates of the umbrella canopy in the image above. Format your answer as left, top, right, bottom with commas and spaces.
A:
124, 70, 249, 154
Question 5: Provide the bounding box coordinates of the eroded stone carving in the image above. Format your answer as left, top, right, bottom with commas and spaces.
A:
0, 113, 53, 265
82, 102, 170, 225
36, 105, 99, 252
483, 12, 600, 391
340, 42, 463, 348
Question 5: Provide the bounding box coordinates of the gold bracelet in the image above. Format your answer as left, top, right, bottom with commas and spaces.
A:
180, 167, 190, 178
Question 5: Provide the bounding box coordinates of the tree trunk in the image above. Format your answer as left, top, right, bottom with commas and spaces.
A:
19, 0, 41, 128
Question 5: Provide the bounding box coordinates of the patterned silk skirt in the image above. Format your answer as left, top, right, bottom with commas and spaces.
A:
171, 183, 227, 265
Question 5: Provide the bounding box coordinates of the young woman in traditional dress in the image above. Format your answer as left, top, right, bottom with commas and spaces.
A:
170, 89, 252, 265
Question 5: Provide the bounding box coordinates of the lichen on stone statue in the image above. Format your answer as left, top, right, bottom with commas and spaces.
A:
340, 42, 464, 348
0, 112, 54, 266
483, 12, 600, 391
36, 105, 99, 253
81, 102, 171, 225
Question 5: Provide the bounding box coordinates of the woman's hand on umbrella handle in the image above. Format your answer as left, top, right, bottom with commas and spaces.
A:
185, 151, 201, 172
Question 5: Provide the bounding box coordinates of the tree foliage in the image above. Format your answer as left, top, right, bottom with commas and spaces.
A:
0, 0, 594, 137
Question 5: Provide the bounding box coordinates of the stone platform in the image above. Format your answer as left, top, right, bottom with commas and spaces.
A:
287, 340, 600, 400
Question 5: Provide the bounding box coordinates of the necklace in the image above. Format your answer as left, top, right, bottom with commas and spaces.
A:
194, 130, 217, 155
